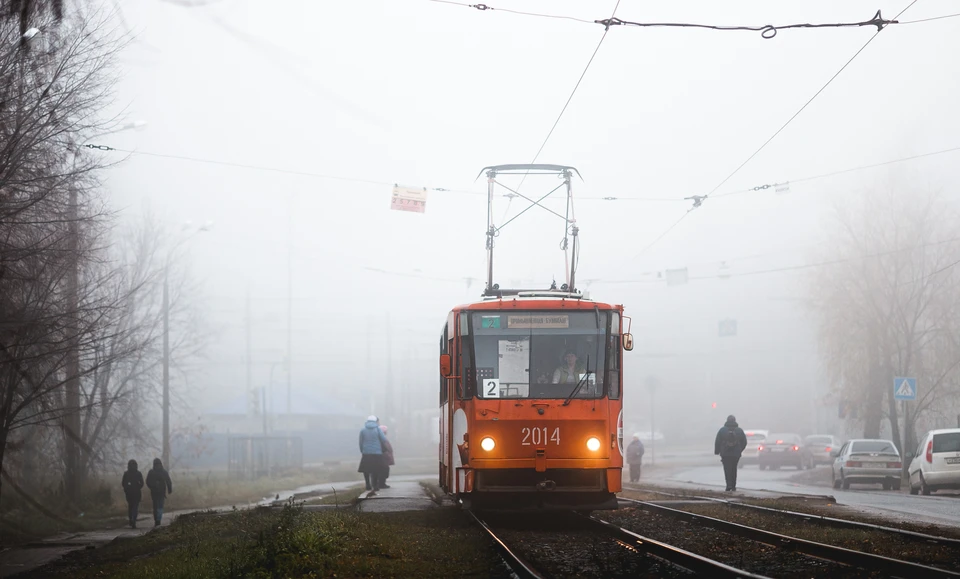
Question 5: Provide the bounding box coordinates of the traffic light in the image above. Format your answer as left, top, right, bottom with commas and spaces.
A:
711, 402, 717, 409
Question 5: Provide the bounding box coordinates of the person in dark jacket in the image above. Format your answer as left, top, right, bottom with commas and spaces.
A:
145, 458, 173, 527
121, 459, 144, 528
379, 424, 394, 489
626, 434, 645, 482
358, 415, 388, 492
714, 415, 748, 491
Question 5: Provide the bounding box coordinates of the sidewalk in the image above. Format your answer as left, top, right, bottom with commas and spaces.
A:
357, 480, 438, 513
0, 478, 373, 578
1, 507, 194, 578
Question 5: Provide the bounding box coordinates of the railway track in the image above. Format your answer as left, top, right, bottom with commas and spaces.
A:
618, 497, 960, 579
468, 510, 769, 578
629, 485, 960, 547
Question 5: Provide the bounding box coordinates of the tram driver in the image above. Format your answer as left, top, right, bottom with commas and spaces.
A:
552, 349, 586, 384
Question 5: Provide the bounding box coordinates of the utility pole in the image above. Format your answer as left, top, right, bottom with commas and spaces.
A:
286, 193, 293, 415
385, 313, 393, 423
64, 184, 81, 502
246, 286, 252, 408
162, 270, 170, 467
650, 384, 656, 467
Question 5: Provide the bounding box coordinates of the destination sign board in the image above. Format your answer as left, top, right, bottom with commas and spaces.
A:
507, 315, 569, 329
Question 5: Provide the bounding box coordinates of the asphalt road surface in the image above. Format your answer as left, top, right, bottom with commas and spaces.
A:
654, 461, 960, 527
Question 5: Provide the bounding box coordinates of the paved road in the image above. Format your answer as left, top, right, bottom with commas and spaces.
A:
653, 462, 960, 527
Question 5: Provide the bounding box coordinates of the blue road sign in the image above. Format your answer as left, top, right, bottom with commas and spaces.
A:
894, 377, 917, 401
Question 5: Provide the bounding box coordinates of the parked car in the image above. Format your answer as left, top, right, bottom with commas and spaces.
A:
908, 428, 960, 495
739, 429, 769, 468
758, 433, 813, 470
831, 439, 902, 490
804, 434, 840, 466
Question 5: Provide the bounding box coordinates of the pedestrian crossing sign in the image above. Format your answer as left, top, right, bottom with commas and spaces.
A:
893, 377, 917, 401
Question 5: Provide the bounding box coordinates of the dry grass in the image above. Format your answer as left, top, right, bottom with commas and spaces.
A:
18, 503, 505, 578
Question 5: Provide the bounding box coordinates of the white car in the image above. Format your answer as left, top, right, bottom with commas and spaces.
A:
804, 434, 841, 466
908, 428, 960, 495
739, 429, 768, 468
831, 439, 902, 490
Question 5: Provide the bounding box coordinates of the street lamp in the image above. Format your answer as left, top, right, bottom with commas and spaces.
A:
161, 221, 212, 467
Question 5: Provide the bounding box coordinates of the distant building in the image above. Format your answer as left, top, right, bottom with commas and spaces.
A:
174, 389, 368, 469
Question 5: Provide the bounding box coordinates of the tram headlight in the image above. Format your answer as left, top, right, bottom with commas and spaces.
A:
586, 437, 601, 452
480, 437, 496, 451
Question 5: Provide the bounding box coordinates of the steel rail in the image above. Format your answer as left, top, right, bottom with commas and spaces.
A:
622, 498, 960, 579
467, 511, 546, 579
624, 484, 960, 547
693, 494, 960, 547
586, 514, 771, 578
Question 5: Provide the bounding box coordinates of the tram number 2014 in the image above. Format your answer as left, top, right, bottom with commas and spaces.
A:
521, 427, 560, 446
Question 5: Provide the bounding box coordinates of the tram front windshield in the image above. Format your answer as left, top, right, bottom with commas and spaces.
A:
467, 311, 616, 400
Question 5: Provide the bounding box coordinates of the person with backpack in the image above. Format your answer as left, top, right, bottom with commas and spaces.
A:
121, 459, 144, 528
626, 434, 645, 482
145, 458, 173, 527
714, 414, 748, 491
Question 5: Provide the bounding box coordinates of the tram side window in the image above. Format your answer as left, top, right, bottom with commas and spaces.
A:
606, 312, 620, 399
439, 325, 448, 404
459, 316, 475, 399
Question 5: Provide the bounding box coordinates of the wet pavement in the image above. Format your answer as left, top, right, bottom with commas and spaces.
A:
357, 480, 438, 512
0, 476, 433, 577
1, 511, 175, 577
646, 463, 960, 527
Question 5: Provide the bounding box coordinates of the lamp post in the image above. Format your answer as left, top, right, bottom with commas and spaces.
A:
161, 221, 211, 467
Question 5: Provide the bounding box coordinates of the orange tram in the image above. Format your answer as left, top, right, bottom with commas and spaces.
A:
437, 164, 634, 511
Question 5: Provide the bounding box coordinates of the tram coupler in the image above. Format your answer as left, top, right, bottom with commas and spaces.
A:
536, 480, 557, 491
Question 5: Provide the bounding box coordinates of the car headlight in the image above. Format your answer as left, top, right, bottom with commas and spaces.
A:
586, 437, 601, 451
480, 437, 495, 451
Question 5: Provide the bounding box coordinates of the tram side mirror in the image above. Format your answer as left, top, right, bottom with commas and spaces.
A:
622, 333, 634, 351
440, 353, 452, 377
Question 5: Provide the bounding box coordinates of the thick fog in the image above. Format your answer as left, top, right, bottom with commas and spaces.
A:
96, 0, 960, 450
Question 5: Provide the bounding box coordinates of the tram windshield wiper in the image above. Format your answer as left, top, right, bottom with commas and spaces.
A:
562, 355, 590, 406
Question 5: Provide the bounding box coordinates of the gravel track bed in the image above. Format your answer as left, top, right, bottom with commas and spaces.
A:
675, 503, 960, 570
604, 507, 882, 578
480, 512, 693, 578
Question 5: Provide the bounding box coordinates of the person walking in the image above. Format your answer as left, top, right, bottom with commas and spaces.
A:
714, 414, 748, 491
379, 424, 395, 489
145, 458, 173, 527
626, 434, 645, 483
358, 415, 388, 492
121, 460, 144, 528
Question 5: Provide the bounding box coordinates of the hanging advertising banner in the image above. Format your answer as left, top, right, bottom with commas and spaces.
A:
390, 185, 428, 213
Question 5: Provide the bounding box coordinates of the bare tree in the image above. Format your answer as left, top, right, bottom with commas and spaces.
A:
75, 211, 209, 481
0, 9, 123, 502
810, 182, 960, 469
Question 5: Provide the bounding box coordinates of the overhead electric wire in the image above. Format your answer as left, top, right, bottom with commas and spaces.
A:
606, 234, 960, 285
899, 12, 960, 24
630, 0, 918, 259
424, 2, 926, 40
701, 0, 917, 201
710, 145, 960, 199
83, 142, 960, 205
528, 0, 621, 166
426, 0, 593, 24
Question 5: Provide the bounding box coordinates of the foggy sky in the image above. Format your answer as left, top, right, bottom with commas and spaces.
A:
96, 0, 960, 435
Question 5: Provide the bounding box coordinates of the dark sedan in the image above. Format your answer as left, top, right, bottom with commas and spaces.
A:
758, 433, 814, 470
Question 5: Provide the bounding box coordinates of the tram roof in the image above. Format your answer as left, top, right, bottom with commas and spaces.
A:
453, 290, 620, 312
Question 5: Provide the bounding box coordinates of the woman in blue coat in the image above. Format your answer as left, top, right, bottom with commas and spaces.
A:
358, 415, 388, 492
